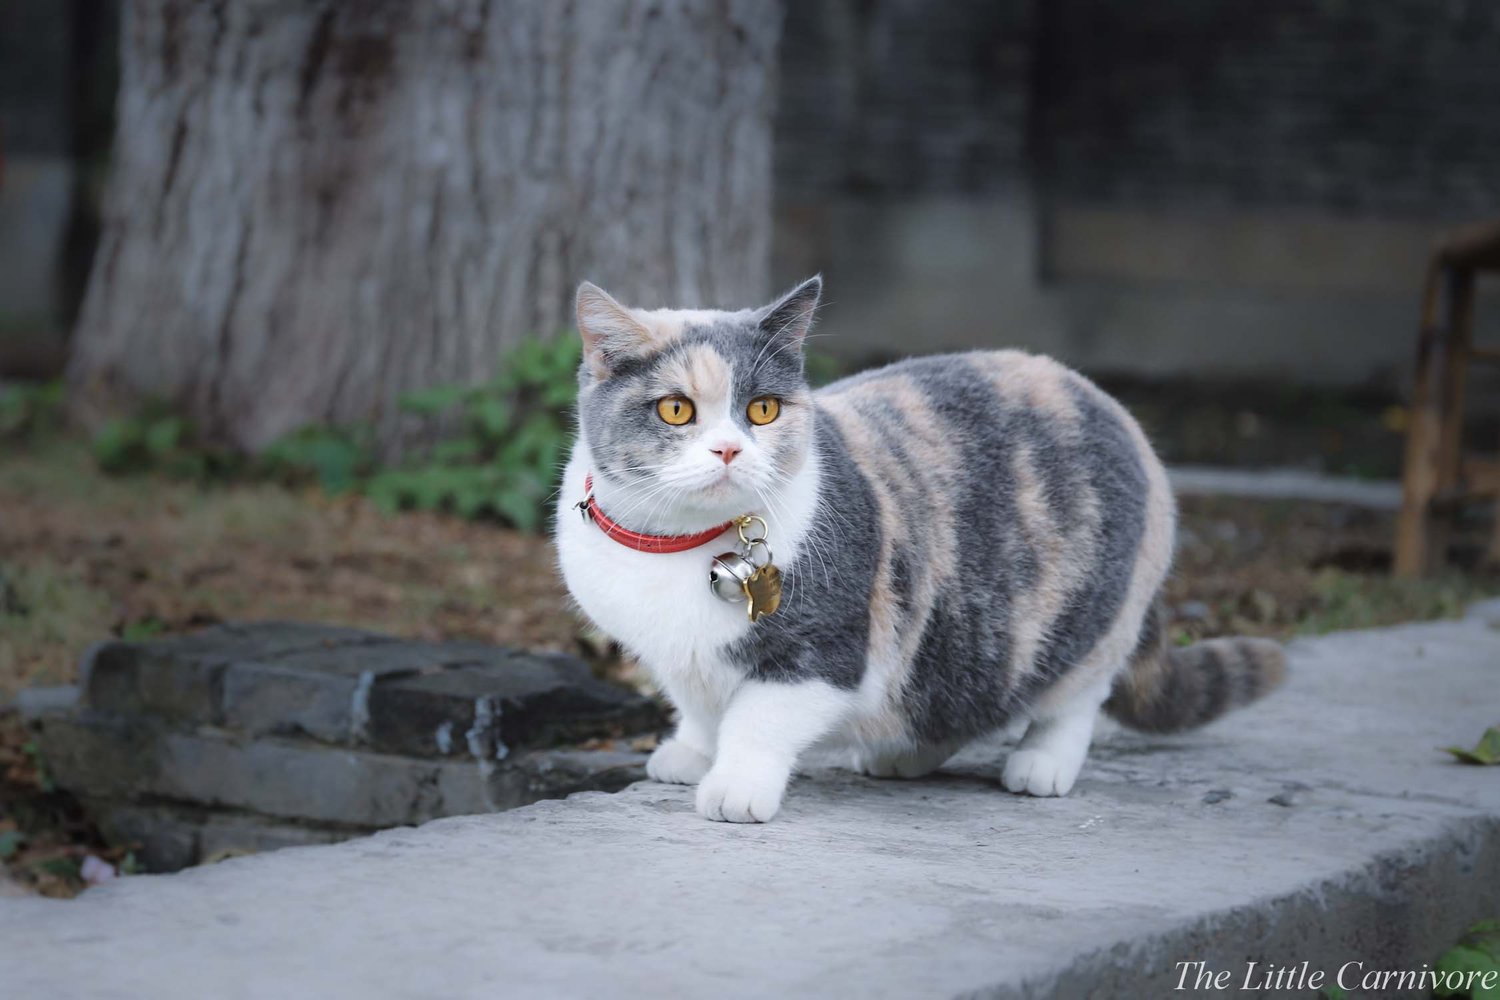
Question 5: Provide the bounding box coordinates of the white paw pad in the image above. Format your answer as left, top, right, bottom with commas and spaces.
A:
646, 740, 711, 785
1001, 748, 1081, 797
695, 761, 789, 823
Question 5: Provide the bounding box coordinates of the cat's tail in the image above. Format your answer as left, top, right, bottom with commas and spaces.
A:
1103, 602, 1287, 733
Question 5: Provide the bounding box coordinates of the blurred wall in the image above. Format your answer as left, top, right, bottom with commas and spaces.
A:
773, 0, 1500, 390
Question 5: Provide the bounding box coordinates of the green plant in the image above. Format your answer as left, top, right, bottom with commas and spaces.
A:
364, 335, 581, 531
0, 830, 26, 861
257, 425, 374, 495
0, 380, 64, 442
1435, 919, 1500, 999
91, 404, 235, 480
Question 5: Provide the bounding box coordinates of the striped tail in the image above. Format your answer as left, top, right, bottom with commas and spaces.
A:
1104, 602, 1287, 733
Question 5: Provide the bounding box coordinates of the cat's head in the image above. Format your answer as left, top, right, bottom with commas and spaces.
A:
573, 277, 822, 528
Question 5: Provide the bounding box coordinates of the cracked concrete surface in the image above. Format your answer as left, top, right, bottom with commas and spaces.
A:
2, 603, 1498, 999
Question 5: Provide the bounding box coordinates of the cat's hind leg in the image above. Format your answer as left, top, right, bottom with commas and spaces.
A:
1001, 678, 1111, 797
856, 739, 965, 779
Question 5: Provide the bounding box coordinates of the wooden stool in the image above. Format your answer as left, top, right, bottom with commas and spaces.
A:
1394, 220, 1500, 577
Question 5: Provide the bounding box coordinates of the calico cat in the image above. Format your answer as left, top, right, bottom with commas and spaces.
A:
555, 276, 1285, 823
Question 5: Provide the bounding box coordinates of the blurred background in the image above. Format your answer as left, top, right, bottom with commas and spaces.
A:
2, 1, 1499, 891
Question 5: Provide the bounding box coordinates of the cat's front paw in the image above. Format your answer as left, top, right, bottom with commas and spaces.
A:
646, 739, 712, 785
695, 760, 789, 823
1001, 748, 1081, 797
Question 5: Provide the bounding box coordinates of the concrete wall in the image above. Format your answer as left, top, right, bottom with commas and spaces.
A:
773, 0, 1500, 389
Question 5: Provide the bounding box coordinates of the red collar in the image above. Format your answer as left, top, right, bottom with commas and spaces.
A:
580, 474, 738, 553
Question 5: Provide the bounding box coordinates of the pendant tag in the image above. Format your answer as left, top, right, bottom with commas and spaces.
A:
707, 515, 781, 622
743, 563, 782, 621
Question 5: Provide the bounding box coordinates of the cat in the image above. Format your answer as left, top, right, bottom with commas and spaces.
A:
555, 276, 1285, 823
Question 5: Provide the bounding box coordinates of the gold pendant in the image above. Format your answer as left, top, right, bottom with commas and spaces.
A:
743, 563, 782, 622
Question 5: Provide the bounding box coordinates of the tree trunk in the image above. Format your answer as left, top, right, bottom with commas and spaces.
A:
70, 0, 780, 452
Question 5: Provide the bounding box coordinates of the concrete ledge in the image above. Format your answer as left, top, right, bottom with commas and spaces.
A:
3, 606, 1499, 998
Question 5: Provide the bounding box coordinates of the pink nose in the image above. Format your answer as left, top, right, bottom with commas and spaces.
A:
711, 443, 742, 465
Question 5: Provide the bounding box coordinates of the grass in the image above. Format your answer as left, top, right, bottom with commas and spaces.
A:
0, 561, 113, 691
1298, 568, 1496, 635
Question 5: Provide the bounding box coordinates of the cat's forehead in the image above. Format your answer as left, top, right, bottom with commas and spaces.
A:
656, 342, 733, 399
631, 306, 758, 342
611, 307, 803, 395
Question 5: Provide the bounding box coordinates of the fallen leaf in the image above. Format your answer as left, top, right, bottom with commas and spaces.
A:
1442, 726, 1500, 766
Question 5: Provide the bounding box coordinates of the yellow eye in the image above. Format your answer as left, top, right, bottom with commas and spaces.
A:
747, 397, 781, 426
656, 396, 695, 426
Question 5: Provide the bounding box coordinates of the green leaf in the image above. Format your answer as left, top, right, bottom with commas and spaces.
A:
143, 416, 186, 457
1436, 920, 1500, 998
470, 398, 514, 440
431, 438, 482, 464
1443, 726, 1500, 766
92, 419, 141, 473
32, 856, 80, 880
493, 487, 541, 532
397, 384, 469, 415
0, 830, 26, 860
123, 617, 166, 641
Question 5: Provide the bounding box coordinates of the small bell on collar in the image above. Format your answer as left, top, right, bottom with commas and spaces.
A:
707, 515, 783, 622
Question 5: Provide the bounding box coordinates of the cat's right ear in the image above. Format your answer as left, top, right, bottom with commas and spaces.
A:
576, 282, 655, 379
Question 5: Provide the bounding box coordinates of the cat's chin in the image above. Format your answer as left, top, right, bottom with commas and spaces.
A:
673, 476, 765, 521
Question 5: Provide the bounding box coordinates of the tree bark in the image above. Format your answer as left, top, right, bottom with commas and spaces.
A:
70, 0, 781, 452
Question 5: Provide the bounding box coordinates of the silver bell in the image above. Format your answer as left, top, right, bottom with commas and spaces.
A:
709, 551, 756, 602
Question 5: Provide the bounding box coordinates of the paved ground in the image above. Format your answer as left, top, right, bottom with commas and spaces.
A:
2, 603, 1498, 999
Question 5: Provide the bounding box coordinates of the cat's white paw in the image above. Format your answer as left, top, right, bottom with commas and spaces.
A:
695, 760, 789, 823
646, 739, 712, 785
857, 743, 953, 779
1001, 748, 1081, 797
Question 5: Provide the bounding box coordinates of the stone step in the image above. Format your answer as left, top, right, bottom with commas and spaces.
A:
81, 621, 664, 756
30, 703, 649, 870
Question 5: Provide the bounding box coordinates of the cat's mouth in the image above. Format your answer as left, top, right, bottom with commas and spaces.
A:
687, 466, 749, 499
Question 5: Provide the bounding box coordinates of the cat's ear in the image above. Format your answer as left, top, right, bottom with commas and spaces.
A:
576, 282, 656, 379
757, 275, 822, 347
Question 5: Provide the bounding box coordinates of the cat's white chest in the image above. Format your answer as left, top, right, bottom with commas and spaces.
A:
555, 454, 756, 674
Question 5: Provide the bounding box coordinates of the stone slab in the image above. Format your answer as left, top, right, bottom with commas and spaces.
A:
4, 605, 1500, 998
83, 622, 663, 754
37, 712, 648, 832
87, 802, 353, 873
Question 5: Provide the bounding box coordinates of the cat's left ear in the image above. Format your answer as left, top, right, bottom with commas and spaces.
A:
757, 275, 822, 347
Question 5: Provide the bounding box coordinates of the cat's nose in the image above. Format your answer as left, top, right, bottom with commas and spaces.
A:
710, 442, 742, 465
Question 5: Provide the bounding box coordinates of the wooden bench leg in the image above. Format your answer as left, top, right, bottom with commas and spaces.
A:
1428, 268, 1475, 568
1395, 264, 1449, 578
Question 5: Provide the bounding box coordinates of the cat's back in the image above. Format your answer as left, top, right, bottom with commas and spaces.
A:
814, 349, 1159, 474
811, 349, 1175, 738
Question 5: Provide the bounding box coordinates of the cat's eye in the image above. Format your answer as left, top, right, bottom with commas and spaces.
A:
747, 397, 781, 426
656, 396, 695, 426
